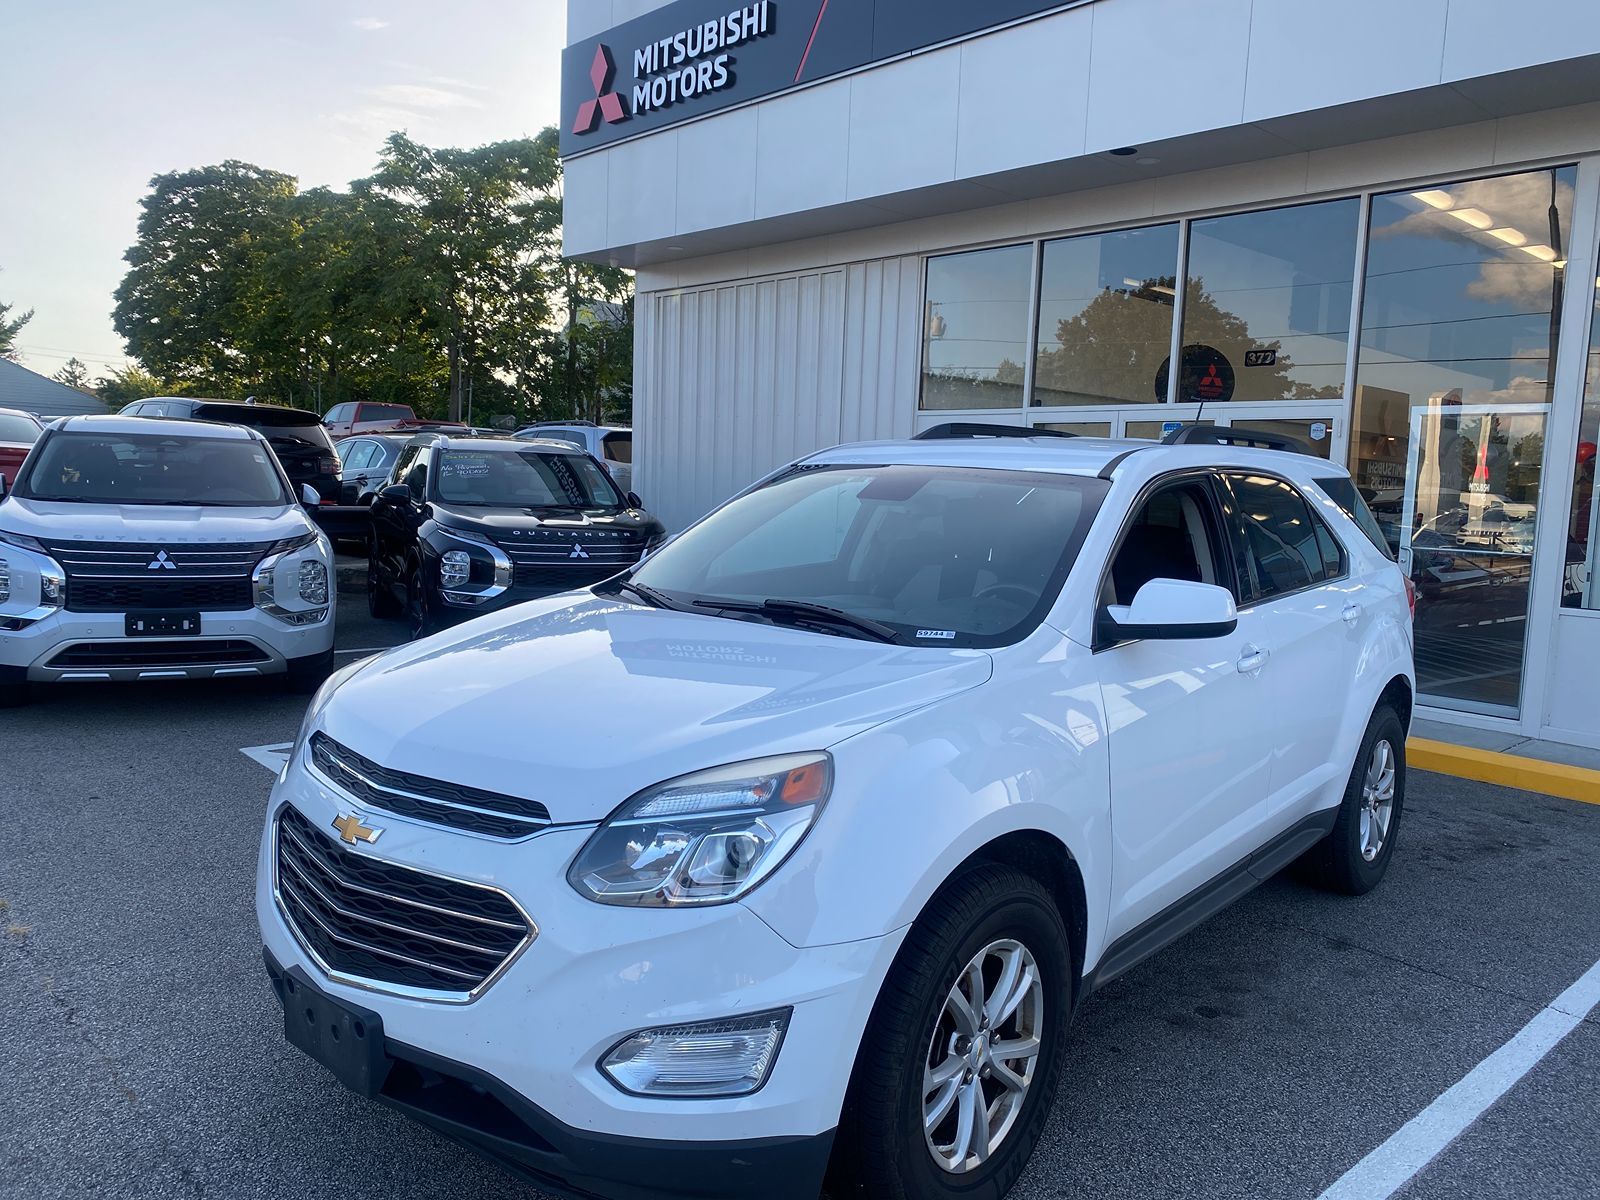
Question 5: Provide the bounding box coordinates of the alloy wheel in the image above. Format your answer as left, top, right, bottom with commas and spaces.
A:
1360, 738, 1397, 862
922, 938, 1045, 1174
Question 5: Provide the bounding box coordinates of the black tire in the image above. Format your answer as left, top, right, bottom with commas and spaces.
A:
282, 648, 335, 695
1303, 705, 1406, 895
829, 866, 1071, 1200
405, 560, 434, 640
367, 544, 400, 619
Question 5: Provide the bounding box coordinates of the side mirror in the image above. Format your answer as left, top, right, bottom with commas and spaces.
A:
378, 483, 412, 506
339, 481, 361, 506
1097, 579, 1238, 646
626, 490, 644, 510
300, 483, 322, 507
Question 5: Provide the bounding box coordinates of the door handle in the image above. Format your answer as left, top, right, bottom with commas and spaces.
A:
1237, 646, 1269, 674
1342, 603, 1362, 625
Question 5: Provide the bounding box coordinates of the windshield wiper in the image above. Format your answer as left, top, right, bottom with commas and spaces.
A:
611, 579, 679, 610
690, 597, 899, 643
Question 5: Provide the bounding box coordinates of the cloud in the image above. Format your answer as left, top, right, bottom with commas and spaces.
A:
351, 17, 390, 31
365, 83, 483, 111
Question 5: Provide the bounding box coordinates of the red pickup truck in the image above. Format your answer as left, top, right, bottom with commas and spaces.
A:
0, 407, 43, 487
322, 402, 466, 440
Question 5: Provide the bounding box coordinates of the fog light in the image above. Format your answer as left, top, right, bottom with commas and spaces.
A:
600, 1009, 789, 1097
440, 550, 471, 589
298, 559, 329, 605
41, 571, 63, 605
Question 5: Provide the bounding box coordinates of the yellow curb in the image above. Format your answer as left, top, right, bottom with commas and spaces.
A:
1407, 738, 1600, 806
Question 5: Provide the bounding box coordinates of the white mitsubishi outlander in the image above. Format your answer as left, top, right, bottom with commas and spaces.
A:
0, 415, 335, 703
257, 425, 1414, 1200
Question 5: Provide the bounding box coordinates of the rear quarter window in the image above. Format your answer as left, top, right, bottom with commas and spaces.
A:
1314, 476, 1395, 560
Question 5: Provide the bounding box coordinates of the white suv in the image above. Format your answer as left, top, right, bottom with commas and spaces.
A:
514, 421, 633, 492
0, 415, 335, 704
256, 426, 1413, 1200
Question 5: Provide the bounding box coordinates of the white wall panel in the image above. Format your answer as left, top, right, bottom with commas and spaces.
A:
1244, 0, 1450, 122
755, 84, 853, 219
634, 258, 918, 529
1444, 0, 1600, 80
678, 106, 759, 233
846, 49, 962, 202
956, 9, 1093, 180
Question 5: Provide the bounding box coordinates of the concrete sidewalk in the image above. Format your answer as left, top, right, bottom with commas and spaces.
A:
1411, 718, 1600, 806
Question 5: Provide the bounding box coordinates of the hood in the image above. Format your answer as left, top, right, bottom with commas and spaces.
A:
319, 594, 993, 824
0, 497, 313, 543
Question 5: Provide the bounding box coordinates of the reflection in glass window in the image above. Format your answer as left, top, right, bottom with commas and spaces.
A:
1563, 275, 1600, 610
1032, 225, 1179, 408
1035, 420, 1112, 437
1179, 199, 1359, 404
921, 246, 1033, 410
1351, 167, 1576, 520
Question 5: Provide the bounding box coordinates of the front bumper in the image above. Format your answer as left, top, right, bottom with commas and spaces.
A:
0, 606, 335, 682
255, 756, 904, 1194
263, 950, 833, 1200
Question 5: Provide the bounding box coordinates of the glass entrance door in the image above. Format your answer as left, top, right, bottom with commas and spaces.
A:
1400, 403, 1550, 715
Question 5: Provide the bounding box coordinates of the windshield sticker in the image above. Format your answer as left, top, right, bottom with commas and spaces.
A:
442, 455, 491, 478
916, 629, 957, 640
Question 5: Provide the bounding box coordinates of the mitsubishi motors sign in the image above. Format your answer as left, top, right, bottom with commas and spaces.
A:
561, 0, 1090, 156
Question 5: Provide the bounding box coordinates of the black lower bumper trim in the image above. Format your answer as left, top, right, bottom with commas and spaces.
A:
264, 949, 834, 1200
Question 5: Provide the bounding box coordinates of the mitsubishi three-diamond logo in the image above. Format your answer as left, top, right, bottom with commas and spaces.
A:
148, 549, 177, 571
573, 45, 629, 134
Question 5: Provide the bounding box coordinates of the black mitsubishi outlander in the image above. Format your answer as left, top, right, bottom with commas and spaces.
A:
368, 434, 666, 637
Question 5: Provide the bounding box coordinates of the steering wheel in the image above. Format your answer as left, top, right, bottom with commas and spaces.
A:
973, 583, 1038, 607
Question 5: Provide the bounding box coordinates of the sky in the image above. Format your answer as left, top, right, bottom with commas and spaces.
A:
0, 0, 567, 381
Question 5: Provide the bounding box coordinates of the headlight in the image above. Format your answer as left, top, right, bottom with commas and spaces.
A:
437, 526, 499, 550
0, 529, 47, 554
265, 530, 320, 558
568, 753, 831, 907
298, 559, 328, 605
440, 549, 471, 588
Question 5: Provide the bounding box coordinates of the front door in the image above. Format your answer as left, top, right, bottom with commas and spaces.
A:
1093, 473, 1276, 946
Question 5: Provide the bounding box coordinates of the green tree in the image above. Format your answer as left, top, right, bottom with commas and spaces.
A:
358, 133, 558, 421
53, 357, 93, 391
0, 288, 32, 361
112, 161, 298, 392
94, 364, 166, 407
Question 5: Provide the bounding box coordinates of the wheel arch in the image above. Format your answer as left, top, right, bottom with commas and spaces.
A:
1377, 673, 1413, 734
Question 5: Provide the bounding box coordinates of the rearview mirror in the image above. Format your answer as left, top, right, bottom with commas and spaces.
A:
1097, 579, 1238, 647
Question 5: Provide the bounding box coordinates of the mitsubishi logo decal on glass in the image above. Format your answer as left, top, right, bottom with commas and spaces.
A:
570, 544, 590, 560
573, 44, 629, 134
147, 549, 177, 571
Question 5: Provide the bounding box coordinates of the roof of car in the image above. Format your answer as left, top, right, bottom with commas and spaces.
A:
53, 413, 261, 440
413, 433, 585, 454
805, 434, 1350, 482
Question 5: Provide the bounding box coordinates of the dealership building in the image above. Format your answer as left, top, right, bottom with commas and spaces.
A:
562, 0, 1600, 749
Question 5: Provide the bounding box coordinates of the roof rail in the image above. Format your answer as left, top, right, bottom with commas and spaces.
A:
914, 422, 1075, 442
525, 419, 597, 428
1161, 423, 1310, 455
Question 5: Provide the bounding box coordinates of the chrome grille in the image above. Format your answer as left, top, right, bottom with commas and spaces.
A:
309, 733, 551, 838
42, 539, 273, 613
273, 805, 533, 998
495, 527, 645, 568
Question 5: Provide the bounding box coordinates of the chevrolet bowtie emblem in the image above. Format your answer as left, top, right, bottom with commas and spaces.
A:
331, 813, 382, 846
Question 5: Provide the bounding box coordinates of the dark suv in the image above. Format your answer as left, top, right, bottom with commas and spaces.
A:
121, 398, 342, 502
367, 434, 666, 637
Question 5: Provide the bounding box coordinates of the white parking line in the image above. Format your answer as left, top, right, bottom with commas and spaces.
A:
1318, 958, 1600, 1200
241, 742, 293, 774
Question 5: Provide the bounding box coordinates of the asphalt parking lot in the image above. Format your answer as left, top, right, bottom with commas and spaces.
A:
2, 571, 1598, 1200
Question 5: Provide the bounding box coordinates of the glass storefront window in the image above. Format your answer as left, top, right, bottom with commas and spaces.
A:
1178, 199, 1359, 404
1032, 224, 1179, 408
1563, 272, 1600, 609
1035, 420, 1112, 437
921, 245, 1033, 410
1124, 418, 1213, 442
1352, 165, 1577, 714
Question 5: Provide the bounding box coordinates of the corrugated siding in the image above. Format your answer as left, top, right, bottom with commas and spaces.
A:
635, 256, 922, 530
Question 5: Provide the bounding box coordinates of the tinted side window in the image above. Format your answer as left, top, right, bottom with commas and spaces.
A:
409, 449, 430, 497
1222, 474, 1327, 603
1313, 475, 1395, 560
602, 431, 632, 463
390, 445, 419, 486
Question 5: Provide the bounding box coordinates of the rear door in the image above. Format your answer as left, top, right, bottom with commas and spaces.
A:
1095, 471, 1278, 945
1216, 471, 1362, 820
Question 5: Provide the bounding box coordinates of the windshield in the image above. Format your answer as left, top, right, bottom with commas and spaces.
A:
628, 464, 1108, 647
16, 430, 290, 507
0, 413, 40, 444
434, 447, 623, 510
